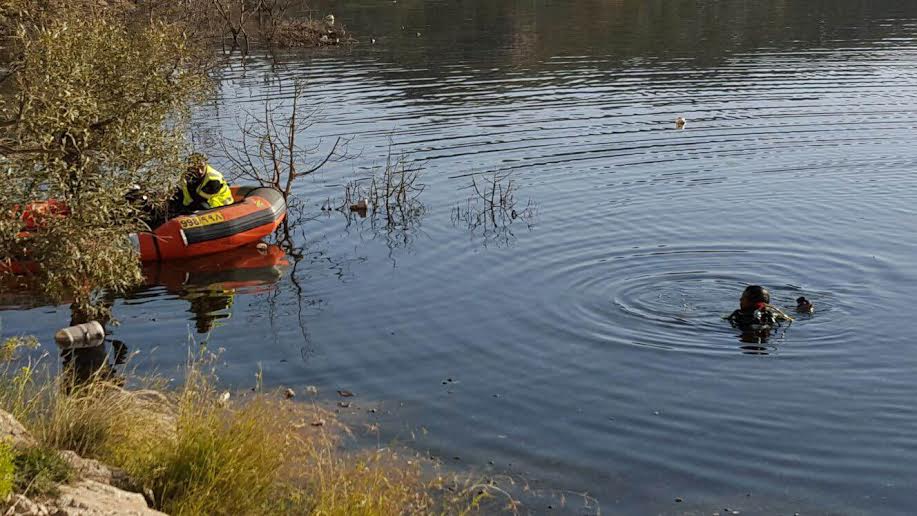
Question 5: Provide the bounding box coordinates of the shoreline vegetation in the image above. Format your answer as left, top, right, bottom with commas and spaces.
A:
0, 0, 355, 317
0, 1, 513, 514
0, 338, 504, 514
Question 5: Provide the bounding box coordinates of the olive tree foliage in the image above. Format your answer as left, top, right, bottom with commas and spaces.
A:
0, 2, 209, 318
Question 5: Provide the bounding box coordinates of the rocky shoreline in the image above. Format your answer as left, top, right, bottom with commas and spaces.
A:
0, 408, 161, 516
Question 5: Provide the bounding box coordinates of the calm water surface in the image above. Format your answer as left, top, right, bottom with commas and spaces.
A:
5, 1, 917, 513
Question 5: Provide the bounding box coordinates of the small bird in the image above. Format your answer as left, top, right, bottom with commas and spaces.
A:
796, 296, 814, 314
675, 117, 687, 129
324, 14, 335, 27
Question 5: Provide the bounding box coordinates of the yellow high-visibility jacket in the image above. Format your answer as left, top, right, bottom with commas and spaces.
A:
181, 165, 234, 210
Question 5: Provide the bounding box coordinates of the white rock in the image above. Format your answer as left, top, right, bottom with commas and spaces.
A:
59, 451, 113, 485
53, 480, 165, 516
0, 410, 35, 449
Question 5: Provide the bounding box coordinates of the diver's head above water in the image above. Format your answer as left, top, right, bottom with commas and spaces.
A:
739, 285, 770, 312
727, 284, 794, 330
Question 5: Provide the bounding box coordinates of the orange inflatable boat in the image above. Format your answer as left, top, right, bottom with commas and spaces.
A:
131, 186, 286, 262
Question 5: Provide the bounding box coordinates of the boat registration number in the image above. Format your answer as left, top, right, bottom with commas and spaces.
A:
179, 212, 225, 229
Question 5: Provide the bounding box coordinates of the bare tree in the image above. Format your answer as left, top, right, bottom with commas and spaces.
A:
220, 79, 353, 255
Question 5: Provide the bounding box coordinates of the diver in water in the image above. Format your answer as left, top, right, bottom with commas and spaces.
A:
726, 285, 794, 329
726, 285, 795, 350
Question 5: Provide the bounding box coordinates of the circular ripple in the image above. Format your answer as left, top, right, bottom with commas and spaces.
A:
510, 241, 875, 356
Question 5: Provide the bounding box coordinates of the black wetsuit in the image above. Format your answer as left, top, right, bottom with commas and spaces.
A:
727, 304, 792, 329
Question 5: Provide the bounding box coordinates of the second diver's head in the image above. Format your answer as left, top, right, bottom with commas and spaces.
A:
740, 285, 770, 312
185, 153, 208, 180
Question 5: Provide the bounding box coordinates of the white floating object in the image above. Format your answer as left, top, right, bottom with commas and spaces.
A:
54, 321, 105, 349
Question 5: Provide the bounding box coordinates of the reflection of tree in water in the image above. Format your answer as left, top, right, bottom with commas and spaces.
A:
60, 339, 128, 387
298, 0, 917, 105
61, 303, 128, 386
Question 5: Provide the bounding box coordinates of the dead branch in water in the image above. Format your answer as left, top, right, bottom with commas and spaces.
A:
323, 149, 426, 250
452, 172, 536, 246
336, 152, 425, 228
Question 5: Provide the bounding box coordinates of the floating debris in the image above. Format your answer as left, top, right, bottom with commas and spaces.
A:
796, 296, 815, 314
349, 198, 369, 212
54, 321, 105, 350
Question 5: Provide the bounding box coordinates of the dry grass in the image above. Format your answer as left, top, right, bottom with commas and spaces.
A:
0, 339, 499, 515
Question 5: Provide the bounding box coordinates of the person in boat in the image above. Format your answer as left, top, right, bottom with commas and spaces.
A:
726, 285, 794, 330
172, 153, 234, 215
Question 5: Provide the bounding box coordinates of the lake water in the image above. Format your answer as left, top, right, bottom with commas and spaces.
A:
5, 0, 917, 513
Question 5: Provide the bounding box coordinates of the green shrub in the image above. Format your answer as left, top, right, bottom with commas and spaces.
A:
0, 440, 15, 500
13, 446, 72, 497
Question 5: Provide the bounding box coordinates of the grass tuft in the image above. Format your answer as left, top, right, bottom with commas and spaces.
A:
13, 445, 73, 497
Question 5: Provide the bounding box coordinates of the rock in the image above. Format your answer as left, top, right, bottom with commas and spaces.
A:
0, 409, 36, 449
130, 389, 169, 406
6, 494, 51, 515
53, 480, 165, 515
59, 451, 113, 485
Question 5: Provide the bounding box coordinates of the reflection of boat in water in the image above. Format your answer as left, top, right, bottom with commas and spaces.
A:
140, 243, 290, 334
1, 244, 289, 317
2, 244, 289, 387
142, 243, 289, 293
